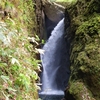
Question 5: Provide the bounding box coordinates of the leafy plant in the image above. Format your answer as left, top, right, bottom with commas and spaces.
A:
0, 0, 40, 99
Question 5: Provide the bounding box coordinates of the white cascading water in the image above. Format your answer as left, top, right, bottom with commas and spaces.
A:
39, 18, 70, 96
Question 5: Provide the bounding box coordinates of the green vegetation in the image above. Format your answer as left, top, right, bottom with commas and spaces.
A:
50, 0, 77, 7
50, 0, 77, 2
70, 15, 100, 100
56, 0, 77, 2
66, 0, 100, 100
0, 0, 40, 99
69, 81, 94, 100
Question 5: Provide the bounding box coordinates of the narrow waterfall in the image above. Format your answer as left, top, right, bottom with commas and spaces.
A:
39, 18, 70, 99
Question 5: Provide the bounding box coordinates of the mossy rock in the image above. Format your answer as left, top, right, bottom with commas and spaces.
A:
65, 0, 100, 100
70, 16, 100, 100
70, 15, 100, 99
68, 81, 95, 100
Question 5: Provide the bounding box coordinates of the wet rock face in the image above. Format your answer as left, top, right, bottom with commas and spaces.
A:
45, 15, 57, 39
65, 0, 100, 100
34, 0, 65, 40
42, 0, 65, 39
42, 0, 65, 22
45, 13, 64, 39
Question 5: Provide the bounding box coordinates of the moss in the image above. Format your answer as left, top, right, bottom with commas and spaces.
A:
65, 0, 100, 100
68, 81, 95, 100
70, 15, 100, 100
69, 81, 83, 95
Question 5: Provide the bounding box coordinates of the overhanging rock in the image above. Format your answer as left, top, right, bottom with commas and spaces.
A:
42, 0, 65, 22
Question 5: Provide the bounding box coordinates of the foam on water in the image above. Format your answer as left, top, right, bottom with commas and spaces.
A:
39, 90, 64, 95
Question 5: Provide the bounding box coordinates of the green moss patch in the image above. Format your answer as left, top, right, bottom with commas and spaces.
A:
66, 0, 100, 100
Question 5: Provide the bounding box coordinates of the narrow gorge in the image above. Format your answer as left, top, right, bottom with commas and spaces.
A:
0, 0, 100, 100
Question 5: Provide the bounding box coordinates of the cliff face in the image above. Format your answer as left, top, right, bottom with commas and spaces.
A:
65, 0, 100, 100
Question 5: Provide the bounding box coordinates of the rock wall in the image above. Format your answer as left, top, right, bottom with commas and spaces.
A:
65, 0, 100, 100
34, 0, 65, 41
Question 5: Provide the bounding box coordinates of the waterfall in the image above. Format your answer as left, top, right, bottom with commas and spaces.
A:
39, 18, 70, 98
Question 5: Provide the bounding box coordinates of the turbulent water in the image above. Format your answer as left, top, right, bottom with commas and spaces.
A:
39, 18, 70, 96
